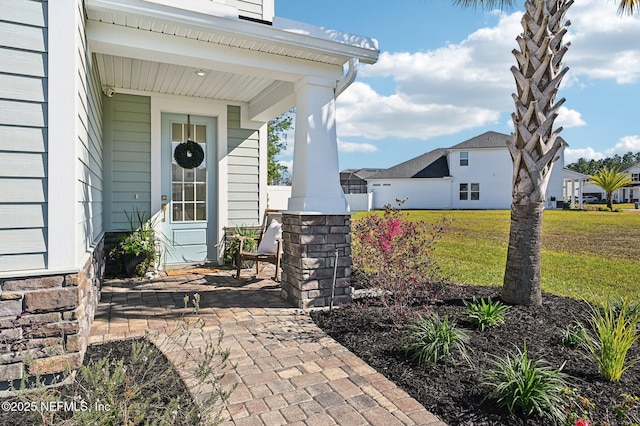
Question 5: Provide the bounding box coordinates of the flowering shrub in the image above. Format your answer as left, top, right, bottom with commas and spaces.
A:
352, 204, 449, 323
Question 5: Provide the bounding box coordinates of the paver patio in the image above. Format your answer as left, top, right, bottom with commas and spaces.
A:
89, 266, 445, 425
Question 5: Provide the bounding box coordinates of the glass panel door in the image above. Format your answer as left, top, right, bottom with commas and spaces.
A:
171, 123, 207, 222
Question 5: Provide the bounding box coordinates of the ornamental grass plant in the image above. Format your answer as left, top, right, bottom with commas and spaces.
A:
581, 297, 640, 382
481, 342, 570, 424
402, 314, 471, 366
463, 297, 510, 331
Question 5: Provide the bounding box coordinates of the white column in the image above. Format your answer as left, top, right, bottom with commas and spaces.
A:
287, 77, 348, 213
578, 179, 584, 209
571, 179, 576, 209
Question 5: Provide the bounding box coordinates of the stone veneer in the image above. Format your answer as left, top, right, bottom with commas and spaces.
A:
0, 238, 104, 389
280, 213, 352, 308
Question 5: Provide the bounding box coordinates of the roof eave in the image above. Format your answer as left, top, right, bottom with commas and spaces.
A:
85, 0, 380, 65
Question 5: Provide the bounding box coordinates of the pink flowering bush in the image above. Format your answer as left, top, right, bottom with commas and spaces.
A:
352, 203, 449, 323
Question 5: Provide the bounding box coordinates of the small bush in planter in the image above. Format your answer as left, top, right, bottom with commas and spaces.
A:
109, 209, 163, 277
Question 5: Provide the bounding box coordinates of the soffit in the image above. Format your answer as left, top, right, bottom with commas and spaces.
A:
94, 54, 274, 102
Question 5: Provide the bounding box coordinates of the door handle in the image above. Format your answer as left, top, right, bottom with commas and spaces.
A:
161, 203, 168, 222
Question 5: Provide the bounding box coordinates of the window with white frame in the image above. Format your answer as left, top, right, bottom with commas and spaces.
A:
632, 173, 639, 182
460, 183, 480, 200
460, 152, 469, 166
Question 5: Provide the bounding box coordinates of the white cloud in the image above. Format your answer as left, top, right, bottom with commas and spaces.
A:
565, 0, 640, 84
337, 82, 500, 140
604, 135, 640, 156
564, 147, 605, 163
336, 3, 640, 142
564, 135, 640, 163
338, 139, 378, 153
556, 107, 586, 129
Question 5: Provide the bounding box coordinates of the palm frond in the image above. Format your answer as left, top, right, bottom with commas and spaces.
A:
451, 0, 519, 10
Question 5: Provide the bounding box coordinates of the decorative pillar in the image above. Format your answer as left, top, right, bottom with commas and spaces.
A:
288, 76, 348, 213
281, 77, 352, 308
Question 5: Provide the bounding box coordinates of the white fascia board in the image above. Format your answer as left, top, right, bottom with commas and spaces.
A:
85, 0, 379, 65
87, 20, 342, 82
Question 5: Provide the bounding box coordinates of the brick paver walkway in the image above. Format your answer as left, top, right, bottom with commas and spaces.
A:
89, 267, 446, 425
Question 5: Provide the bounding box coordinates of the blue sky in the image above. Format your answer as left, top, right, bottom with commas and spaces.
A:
274, 0, 640, 173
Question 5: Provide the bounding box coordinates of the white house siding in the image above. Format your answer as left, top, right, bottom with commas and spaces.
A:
226, 0, 273, 21
103, 94, 152, 231
0, 0, 48, 272
368, 179, 453, 210
449, 148, 512, 210
227, 105, 260, 226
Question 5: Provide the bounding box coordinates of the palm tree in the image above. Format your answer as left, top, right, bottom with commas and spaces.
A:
452, 0, 639, 306
589, 167, 632, 209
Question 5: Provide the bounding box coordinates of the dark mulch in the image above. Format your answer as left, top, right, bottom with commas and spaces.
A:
311, 284, 640, 425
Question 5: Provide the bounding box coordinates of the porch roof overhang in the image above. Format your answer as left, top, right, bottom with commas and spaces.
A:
85, 0, 379, 122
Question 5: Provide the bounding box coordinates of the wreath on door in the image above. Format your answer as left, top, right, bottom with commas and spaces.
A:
174, 139, 204, 169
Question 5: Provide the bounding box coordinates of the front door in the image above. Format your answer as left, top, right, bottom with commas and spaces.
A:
160, 113, 217, 264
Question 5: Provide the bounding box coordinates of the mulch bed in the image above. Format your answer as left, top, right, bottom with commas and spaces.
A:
0, 338, 197, 426
311, 284, 640, 425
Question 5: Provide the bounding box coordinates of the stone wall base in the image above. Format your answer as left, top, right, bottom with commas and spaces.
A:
0, 237, 105, 390
280, 213, 352, 308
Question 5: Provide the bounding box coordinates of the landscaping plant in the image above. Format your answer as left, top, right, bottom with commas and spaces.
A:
481, 342, 570, 424
581, 297, 640, 382
12, 293, 236, 425
555, 322, 584, 349
352, 203, 449, 323
402, 314, 471, 366
463, 296, 510, 331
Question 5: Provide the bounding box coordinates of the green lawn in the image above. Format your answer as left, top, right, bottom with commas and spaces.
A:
353, 209, 640, 302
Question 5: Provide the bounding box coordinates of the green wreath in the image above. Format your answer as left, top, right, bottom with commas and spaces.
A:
174, 140, 204, 169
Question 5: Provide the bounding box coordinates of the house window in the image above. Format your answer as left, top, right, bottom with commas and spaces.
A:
470, 183, 480, 200
459, 183, 468, 200
460, 183, 480, 200
460, 152, 469, 166
632, 173, 639, 182
171, 122, 207, 222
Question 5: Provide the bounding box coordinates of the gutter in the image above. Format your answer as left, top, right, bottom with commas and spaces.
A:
335, 58, 359, 97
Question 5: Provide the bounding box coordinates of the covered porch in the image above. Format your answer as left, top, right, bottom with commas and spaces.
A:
86, 0, 379, 308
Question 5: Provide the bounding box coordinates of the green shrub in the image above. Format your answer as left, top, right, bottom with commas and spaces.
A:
581, 297, 640, 382
402, 314, 471, 366
555, 322, 584, 348
352, 204, 449, 323
463, 297, 510, 331
481, 343, 570, 423
224, 226, 259, 265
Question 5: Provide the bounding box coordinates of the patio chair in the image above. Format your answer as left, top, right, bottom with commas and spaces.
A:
234, 209, 283, 281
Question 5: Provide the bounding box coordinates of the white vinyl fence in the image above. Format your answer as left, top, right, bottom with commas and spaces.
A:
267, 186, 372, 211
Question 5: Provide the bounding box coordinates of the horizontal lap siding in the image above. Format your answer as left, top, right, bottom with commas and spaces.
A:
107, 94, 151, 231
227, 0, 264, 20
227, 106, 260, 226
0, 0, 48, 272
77, 51, 104, 258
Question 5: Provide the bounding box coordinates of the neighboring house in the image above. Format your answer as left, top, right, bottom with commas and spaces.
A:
367, 131, 573, 210
620, 162, 640, 202
0, 0, 377, 383
579, 162, 640, 203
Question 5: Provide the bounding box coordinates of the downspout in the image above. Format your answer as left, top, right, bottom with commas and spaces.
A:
335, 58, 359, 97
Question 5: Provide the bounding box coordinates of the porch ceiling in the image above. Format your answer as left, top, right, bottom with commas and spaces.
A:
94, 54, 275, 103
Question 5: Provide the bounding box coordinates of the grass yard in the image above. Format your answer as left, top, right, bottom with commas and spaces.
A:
354, 209, 640, 302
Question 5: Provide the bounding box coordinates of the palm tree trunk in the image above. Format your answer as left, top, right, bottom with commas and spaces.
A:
503, 202, 544, 305
502, 0, 572, 306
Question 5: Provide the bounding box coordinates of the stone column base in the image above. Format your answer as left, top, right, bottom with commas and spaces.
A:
280, 213, 352, 308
